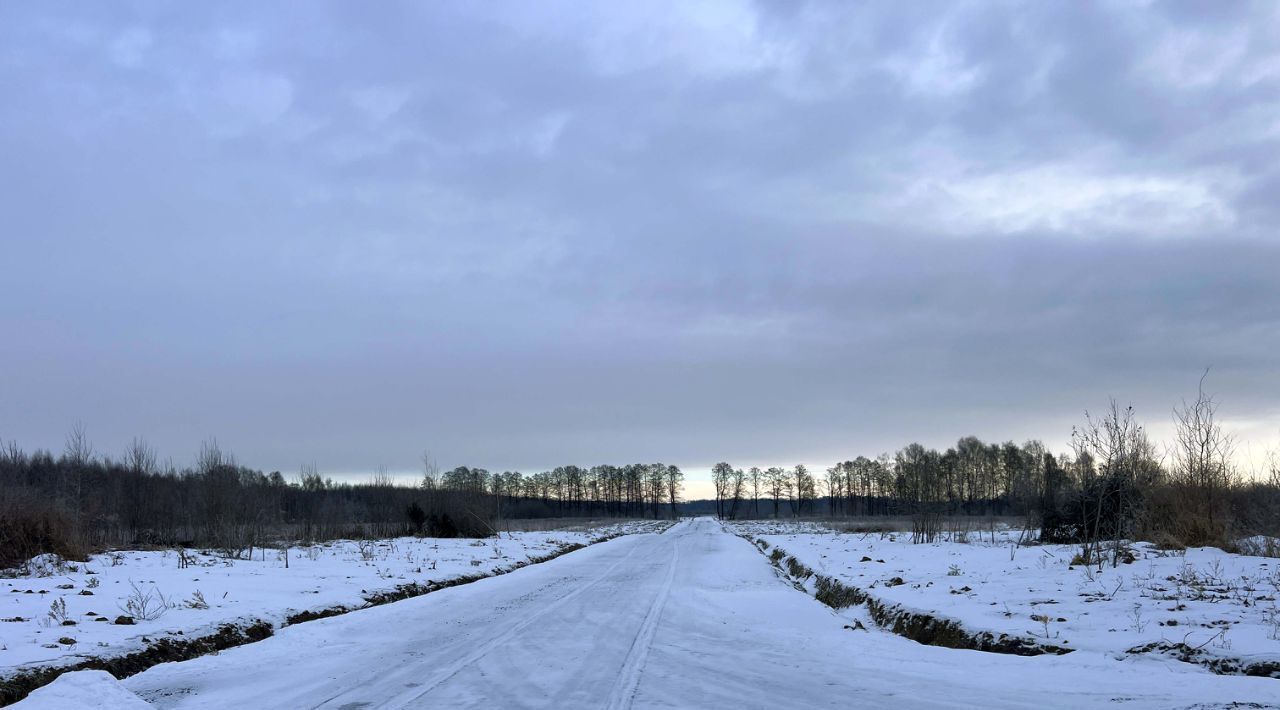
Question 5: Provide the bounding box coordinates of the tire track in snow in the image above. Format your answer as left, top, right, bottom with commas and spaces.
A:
313, 538, 646, 709
604, 537, 680, 710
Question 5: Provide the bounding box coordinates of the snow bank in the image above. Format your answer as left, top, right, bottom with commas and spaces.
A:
732, 520, 1280, 673
10, 670, 148, 709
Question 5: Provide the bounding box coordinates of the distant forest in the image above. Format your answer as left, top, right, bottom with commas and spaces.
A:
0, 433, 684, 567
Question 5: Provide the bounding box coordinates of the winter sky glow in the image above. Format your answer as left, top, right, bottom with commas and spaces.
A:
3, 2, 1279, 495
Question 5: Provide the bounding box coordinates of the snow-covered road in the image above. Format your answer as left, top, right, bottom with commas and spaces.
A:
108, 518, 1280, 709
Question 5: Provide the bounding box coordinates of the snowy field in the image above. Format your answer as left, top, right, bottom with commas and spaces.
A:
731, 519, 1280, 672
1, 520, 668, 678
15, 517, 1280, 710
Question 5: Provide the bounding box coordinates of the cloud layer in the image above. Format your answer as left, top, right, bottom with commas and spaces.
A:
2, 1, 1278, 480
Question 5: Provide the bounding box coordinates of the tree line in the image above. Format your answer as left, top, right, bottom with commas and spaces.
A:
710, 381, 1280, 558
710, 439, 1071, 521
0, 432, 683, 568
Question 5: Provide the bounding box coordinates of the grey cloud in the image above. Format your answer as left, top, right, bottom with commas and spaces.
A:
2, 1, 1278, 479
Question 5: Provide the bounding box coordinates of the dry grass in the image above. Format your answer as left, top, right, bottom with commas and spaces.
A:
497, 517, 651, 533
831, 516, 1024, 537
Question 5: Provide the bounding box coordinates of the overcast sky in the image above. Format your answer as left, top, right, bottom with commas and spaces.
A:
2, 2, 1279, 495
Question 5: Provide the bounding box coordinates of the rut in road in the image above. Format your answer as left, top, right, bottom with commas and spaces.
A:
604, 537, 679, 710
311, 540, 646, 710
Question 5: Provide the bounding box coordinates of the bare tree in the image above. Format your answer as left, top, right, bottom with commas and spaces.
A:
63, 421, 93, 466
711, 462, 732, 519
61, 422, 93, 539
1072, 401, 1156, 567
726, 468, 746, 520
1169, 371, 1237, 544
123, 437, 157, 475
792, 464, 814, 516
825, 465, 843, 516
665, 465, 683, 519
196, 438, 233, 473
748, 467, 761, 518
646, 463, 667, 518
765, 467, 786, 518
371, 465, 394, 487
420, 451, 440, 490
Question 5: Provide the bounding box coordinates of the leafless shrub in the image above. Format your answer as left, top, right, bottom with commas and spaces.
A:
1264, 603, 1280, 641
118, 581, 170, 621
1129, 603, 1147, 633
47, 598, 68, 625
184, 590, 209, 610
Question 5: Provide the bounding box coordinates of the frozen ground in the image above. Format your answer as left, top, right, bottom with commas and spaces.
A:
1, 520, 665, 677
732, 519, 1280, 665
14, 517, 1280, 709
